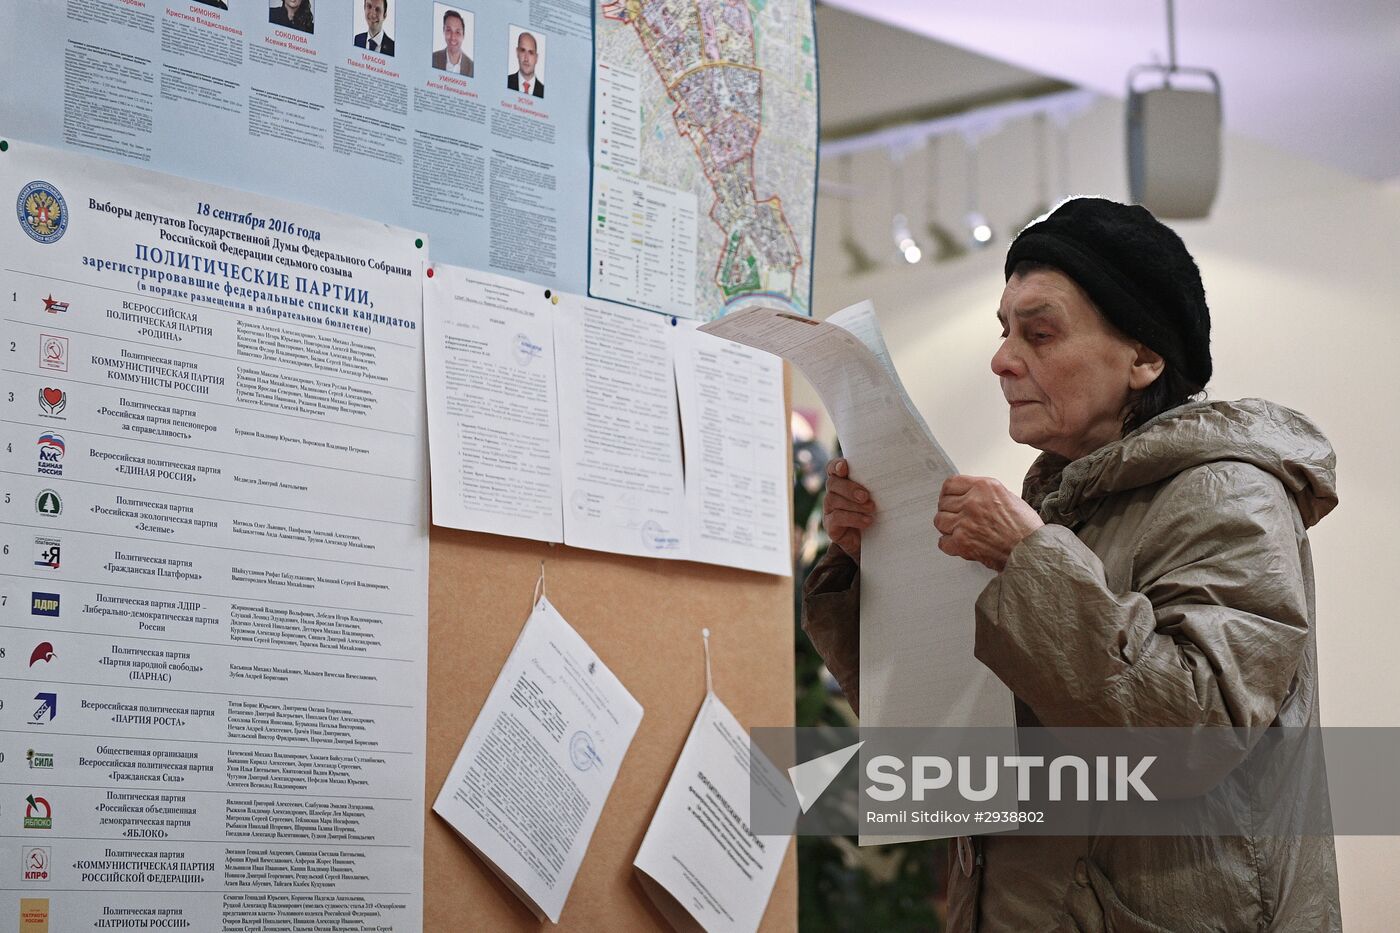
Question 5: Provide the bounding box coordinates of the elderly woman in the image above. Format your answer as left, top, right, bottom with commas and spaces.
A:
803, 198, 1341, 931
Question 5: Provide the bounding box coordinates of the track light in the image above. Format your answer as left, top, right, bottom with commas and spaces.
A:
835, 155, 879, 275
924, 137, 966, 262
889, 153, 924, 265
966, 212, 994, 245
841, 232, 880, 275
1018, 113, 1053, 232
819, 90, 1096, 272
964, 139, 994, 249
892, 213, 922, 264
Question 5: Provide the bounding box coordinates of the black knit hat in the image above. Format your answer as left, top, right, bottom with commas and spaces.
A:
1004, 197, 1212, 388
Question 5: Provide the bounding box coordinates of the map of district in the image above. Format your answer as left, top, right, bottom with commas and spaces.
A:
591, 0, 817, 320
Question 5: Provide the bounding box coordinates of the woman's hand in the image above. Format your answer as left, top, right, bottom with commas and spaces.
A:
822, 458, 875, 562
935, 475, 1044, 572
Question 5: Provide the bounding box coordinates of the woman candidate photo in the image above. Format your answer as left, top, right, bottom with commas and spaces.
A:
269, 0, 313, 33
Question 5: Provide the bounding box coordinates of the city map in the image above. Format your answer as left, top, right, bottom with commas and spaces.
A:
591, 0, 818, 320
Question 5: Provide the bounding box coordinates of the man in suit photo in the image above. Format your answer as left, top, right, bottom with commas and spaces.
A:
432, 9, 473, 76
354, 0, 394, 56
507, 31, 544, 98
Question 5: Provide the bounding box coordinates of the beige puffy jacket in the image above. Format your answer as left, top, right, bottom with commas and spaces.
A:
802, 399, 1342, 931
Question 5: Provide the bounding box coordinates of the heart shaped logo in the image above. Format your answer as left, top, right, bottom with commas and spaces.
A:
39, 387, 66, 415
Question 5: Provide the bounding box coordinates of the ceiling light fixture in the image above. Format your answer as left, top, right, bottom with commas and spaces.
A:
1054, 111, 1072, 202
923, 137, 967, 262
963, 137, 994, 248
835, 155, 879, 275
1018, 113, 1053, 232
889, 151, 923, 264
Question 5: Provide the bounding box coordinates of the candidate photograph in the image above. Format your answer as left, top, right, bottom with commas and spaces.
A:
268, 0, 313, 33
507, 27, 544, 98
353, 0, 393, 55
432, 6, 473, 76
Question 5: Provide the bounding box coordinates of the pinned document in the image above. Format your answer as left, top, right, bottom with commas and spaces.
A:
433, 595, 643, 922
634, 633, 796, 932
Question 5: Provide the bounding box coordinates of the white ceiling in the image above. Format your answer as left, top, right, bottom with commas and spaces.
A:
816, 5, 1053, 135
820, 0, 1400, 183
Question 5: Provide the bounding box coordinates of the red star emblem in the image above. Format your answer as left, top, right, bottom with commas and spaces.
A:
42, 295, 63, 312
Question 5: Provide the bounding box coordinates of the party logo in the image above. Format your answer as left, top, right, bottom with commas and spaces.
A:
39, 335, 67, 372
31, 693, 57, 725
23, 795, 52, 830
34, 490, 62, 517
19, 895, 49, 931
36, 433, 64, 477
38, 387, 66, 417
21, 848, 50, 883
33, 537, 61, 570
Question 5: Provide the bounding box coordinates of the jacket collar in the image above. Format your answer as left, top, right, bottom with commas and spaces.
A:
1022, 398, 1338, 530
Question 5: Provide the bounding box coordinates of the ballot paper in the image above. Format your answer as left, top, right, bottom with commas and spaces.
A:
433, 596, 643, 922
554, 294, 689, 559
699, 303, 1015, 735
673, 322, 792, 576
424, 266, 563, 541
634, 693, 796, 933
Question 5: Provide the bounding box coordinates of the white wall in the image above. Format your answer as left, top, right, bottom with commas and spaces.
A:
801, 97, 1400, 923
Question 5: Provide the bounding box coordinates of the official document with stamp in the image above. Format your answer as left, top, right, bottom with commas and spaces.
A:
433, 596, 643, 921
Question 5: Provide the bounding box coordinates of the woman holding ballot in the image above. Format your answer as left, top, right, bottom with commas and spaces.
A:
802, 197, 1341, 931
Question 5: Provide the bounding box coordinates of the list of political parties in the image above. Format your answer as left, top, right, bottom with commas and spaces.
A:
0, 0, 594, 294
0, 141, 428, 931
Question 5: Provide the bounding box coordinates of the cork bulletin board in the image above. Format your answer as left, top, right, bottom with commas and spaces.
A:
422, 386, 798, 930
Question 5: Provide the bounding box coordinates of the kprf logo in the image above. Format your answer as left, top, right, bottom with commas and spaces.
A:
29, 594, 59, 618
23, 795, 52, 830
21, 846, 50, 882
38, 387, 66, 416
39, 335, 67, 372
36, 433, 64, 477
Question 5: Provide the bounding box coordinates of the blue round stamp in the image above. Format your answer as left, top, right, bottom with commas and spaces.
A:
641, 519, 680, 552
570, 730, 600, 772
17, 181, 68, 245
513, 332, 543, 365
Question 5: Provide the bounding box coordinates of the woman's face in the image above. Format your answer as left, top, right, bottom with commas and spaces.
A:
991, 268, 1160, 460
285, 0, 302, 12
